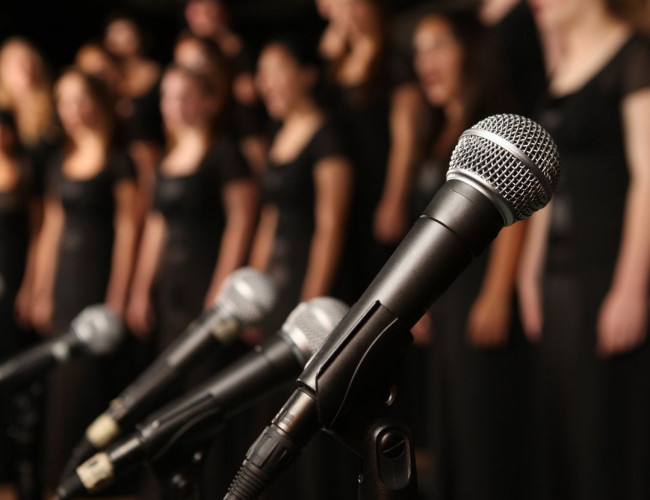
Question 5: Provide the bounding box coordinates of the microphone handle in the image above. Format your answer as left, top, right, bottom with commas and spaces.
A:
0, 331, 80, 389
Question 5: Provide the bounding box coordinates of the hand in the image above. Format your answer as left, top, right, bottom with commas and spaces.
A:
517, 275, 544, 343
373, 198, 409, 244
466, 292, 511, 349
31, 295, 54, 335
126, 294, 155, 341
411, 313, 433, 345
14, 284, 32, 330
597, 287, 648, 357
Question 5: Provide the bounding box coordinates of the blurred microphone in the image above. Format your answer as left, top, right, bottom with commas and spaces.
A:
0, 305, 124, 390
56, 297, 348, 499
67, 268, 277, 469
224, 114, 562, 499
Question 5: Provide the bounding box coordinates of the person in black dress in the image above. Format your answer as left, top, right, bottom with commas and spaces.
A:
126, 64, 257, 354
30, 69, 138, 491
104, 14, 164, 226
411, 11, 532, 500
0, 109, 41, 497
320, 0, 423, 301
247, 38, 355, 500
184, 0, 268, 175
0, 38, 59, 196
518, 1, 650, 499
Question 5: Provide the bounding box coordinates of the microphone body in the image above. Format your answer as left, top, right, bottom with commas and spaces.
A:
0, 306, 124, 390
78, 268, 277, 455
225, 114, 562, 499
57, 298, 348, 498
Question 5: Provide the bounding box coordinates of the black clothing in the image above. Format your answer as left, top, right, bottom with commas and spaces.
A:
152, 136, 249, 354
119, 81, 164, 146
43, 148, 136, 488
327, 50, 416, 301
261, 119, 348, 331
536, 34, 650, 500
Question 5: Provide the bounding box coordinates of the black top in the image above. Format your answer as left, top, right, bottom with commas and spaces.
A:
119, 80, 164, 145
539, 34, 650, 283
47, 148, 136, 326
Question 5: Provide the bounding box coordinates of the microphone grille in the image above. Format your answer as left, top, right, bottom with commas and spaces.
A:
283, 297, 349, 362
72, 305, 125, 355
447, 114, 560, 224
217, 267, 278, 326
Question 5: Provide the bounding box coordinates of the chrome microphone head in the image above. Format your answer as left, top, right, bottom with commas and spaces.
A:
217, 267, 279, 326
72, 305, 125, 356
446, 114, 561, 225
281, 297, 349, 365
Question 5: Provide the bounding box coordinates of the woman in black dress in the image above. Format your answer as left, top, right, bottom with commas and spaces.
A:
0, 110, 41, 495
0, 38, 59, 195
184, 0, 268, 175
518, 1, 650, 499
247, 38, 355, 500
411, 11, 532, 500
126, 64, 257, 353
30, 69, 138, 490
321, 0, 422, 299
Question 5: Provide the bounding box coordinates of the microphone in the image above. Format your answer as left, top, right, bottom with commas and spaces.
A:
68, 267, 278, 467
224, 114, 562, 499
55, 297, 349, 499
0, 305, 124, 390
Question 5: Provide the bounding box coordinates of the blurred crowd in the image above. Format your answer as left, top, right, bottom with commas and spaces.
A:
0, 0, 649, 499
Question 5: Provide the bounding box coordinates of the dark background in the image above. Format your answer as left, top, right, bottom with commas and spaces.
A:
0, 0, 448, 72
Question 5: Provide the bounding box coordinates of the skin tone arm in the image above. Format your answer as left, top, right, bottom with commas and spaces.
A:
204, 178, 259, 307
31, 195, 64, 334
104, 180, 138, 316
466, 220, 527, 348
126, 212, 166, 338
300, 156, 354, 300
14, 197, 43, 327
374, 83, 422, 244
249, 205, 278, 272
597, 88, 650, 356
517, 204, 552, 341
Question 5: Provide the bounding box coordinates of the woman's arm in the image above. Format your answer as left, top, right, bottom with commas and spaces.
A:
204, 179, 259, 307
14, 196, 43, 327
31, 195, 64, 334
374, 82, 422, 244
300, 156, 354, 300
105, 181, 138, 316
249, 205, 278, 272
597, 88, 650, 356
466, 221, 527, 348
517, 204, 552, 341
126, 211, 166, 337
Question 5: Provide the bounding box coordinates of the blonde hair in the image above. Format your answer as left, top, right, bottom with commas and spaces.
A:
0, 37, 54, 146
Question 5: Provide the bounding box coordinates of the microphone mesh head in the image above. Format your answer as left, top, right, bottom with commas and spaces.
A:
282, 297, 349, 362
217, 267, 278, 326
447, 114, 560, 224
72, 305, 125, 355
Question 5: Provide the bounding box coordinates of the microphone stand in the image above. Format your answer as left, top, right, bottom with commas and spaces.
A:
329, 358, 418, 500
150, 446, 207, 500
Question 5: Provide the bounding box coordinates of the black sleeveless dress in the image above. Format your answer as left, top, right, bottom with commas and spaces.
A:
0, 159, 35, 482
43, 148, 136, 488
152, 136, 250, 354
536, 34, 650, 500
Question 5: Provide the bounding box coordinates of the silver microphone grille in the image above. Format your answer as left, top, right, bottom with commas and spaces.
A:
282, 297, 349, 364
72, 305, 125, 355
217, 267, 278, 326
446, 114, 560, 225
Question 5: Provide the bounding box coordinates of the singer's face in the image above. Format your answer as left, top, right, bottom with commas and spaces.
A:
528, 0, 597, 28
55, 73, 99, 135
174, 39, 211, 73
413, 16, 464, 107
257, 45, 310, 120
104, 19, 141, 58
160, 71, 206, 131
0, 42, 38, 95
185, 0, 227, 38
